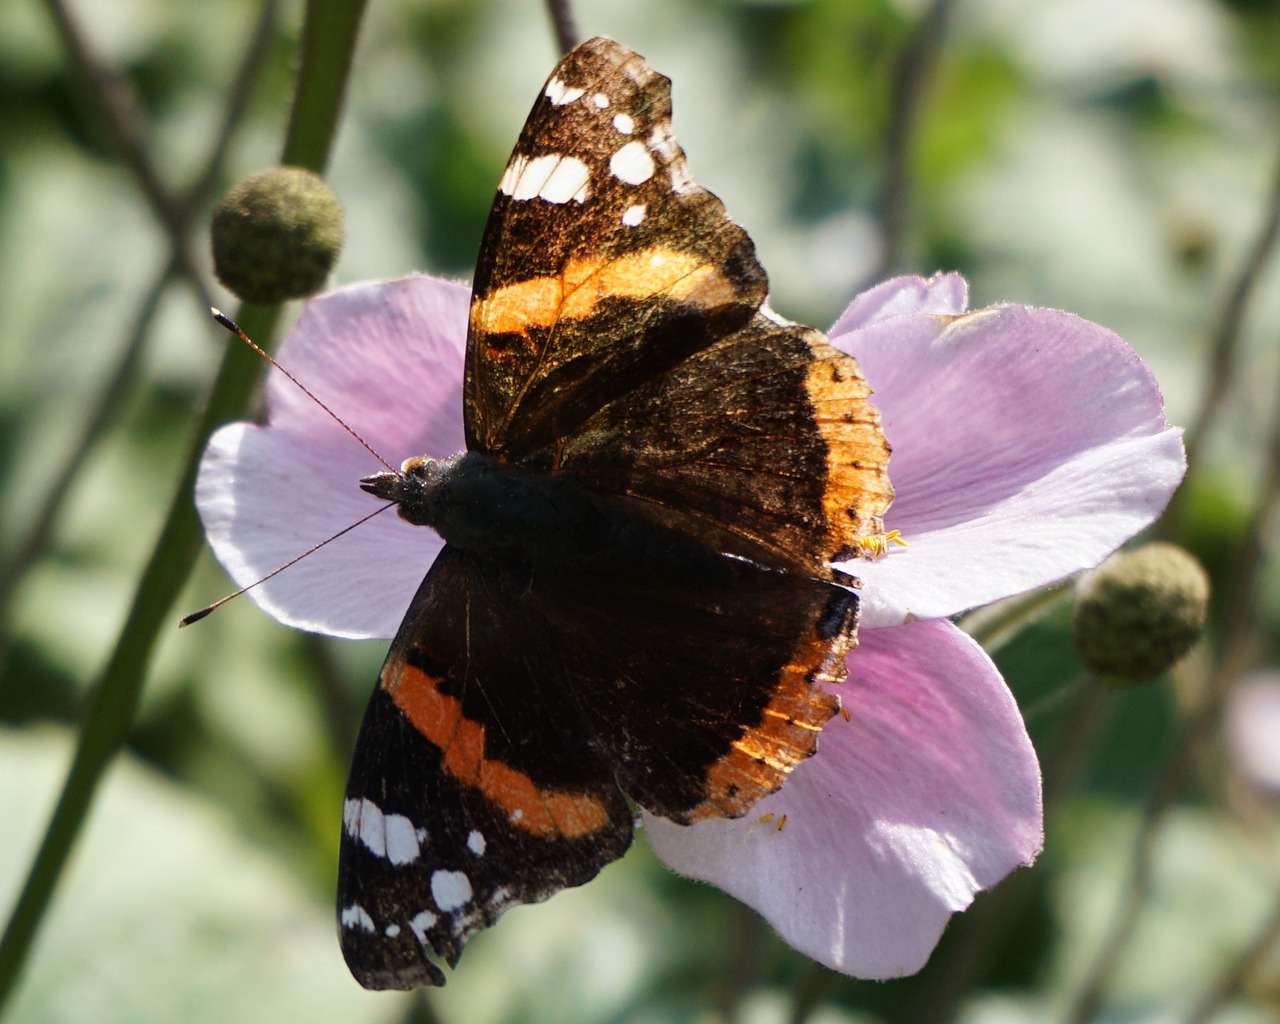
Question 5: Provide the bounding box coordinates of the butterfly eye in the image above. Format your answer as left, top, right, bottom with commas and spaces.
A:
400, 456, 442, 479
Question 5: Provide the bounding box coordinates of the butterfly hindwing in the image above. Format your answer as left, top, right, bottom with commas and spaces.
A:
464, 37, 767, 458
525, 515, 855, 821
338, 545, 635, 990
339, 511, 856, 987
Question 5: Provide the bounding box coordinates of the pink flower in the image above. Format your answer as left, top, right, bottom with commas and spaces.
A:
196, 272, 1184, 979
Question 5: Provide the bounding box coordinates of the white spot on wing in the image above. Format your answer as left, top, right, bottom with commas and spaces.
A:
499, 153, 590, 204
431, 870, 474, 912
545, 78, 584, 105
622, 204, 646, 226
341, 903, 376, 932
498, 154, 528, 197
539, 156, 591, 203
467, 830, 486, 856
760, 304, 797, 327
612, 112, 635, 134
383, 813, 421, 866
648, 124, 679, 162
342, 798, 362, 836
610, 141, 655, 185
354, 799, 385, 857
409, 910, 438, 943
385, 923, 401, 937
344, 797, 421, 864
593, 92, 610, 108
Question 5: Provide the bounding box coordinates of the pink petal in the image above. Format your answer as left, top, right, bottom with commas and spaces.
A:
1226, 674, 1280, 794
829, 273, 968, 335
836, 305, 1185, 626
196, 276, 469, 638
266, 275, 470, 460
645, 618, 1042, 979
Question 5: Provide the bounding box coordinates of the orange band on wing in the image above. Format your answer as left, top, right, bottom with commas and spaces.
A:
473, 247, 737, 338
685, 619, 848, 822
383, 658, 611, 839
801, 337, 894, 563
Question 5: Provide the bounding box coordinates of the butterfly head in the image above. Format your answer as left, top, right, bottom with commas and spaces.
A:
360, 455, 456, 528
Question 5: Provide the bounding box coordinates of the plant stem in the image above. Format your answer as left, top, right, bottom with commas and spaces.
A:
1158, 135, 1280, 538
545, 0, 580, 54
0, 0, 367, 1012
868, 0, 956, 283
958, 580, 1073, 654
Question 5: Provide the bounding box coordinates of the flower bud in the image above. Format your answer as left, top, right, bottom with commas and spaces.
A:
1071, 542, 1209, 685
211, 167, 344, 304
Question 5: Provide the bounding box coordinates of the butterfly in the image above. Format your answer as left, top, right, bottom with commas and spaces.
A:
335, 36, 892, 989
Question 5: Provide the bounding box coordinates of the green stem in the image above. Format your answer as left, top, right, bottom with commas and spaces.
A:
871, 0, 956, 282
282, 0, 369, 173
1157, 135, 1280, 539
0, 0, 367, 1012
957, 580, 1073, 654
0, 261, 178, 639
1062, 375, 1280, 1020
0, 305, 278, 1014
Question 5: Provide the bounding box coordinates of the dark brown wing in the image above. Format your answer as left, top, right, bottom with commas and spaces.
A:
551, 312, 893, 576
531, 522, 855, 822
337, 546, 634, 990
464, 37, 767, 458
338, 526, 854, 987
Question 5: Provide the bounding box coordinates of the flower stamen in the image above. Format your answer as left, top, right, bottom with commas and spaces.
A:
857, 529, 908, 558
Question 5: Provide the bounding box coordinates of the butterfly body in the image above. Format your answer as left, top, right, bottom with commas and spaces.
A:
361, 452, 606, 561
336, 37, 893, 990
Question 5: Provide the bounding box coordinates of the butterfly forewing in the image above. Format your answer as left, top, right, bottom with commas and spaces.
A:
464, 37, 767, 459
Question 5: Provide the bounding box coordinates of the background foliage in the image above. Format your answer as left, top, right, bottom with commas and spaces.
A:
2, 0, 1279, 1021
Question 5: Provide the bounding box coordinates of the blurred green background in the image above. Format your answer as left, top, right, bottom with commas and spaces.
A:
2, 0, 1279, 1021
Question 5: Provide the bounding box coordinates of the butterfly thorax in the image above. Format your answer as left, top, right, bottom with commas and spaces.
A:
359, 451, 601, 561
361, 450, 752, 586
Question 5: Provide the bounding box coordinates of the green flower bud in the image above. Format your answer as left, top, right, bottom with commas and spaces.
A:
1072, 542, 1210, 685
211, 167, 344, 304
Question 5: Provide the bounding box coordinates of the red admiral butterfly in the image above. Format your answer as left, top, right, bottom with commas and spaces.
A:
336, 37, 892, 989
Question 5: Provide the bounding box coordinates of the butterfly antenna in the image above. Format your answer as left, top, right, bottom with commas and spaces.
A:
181, 501, 396, 626
211, 308, 398, 474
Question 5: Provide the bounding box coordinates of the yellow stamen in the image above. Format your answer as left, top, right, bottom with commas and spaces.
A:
858, 529, 908, 558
